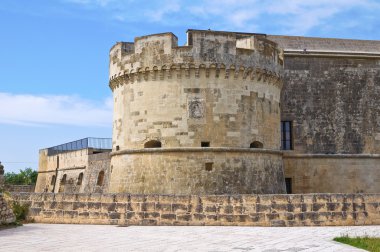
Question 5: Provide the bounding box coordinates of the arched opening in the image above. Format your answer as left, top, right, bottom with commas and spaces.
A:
58, 174, 67, 193
61, 174, 67, 185
97, 171, 105, 186
144, 140, 162, 148
77, 172, 83, 186
250, 141, 263, 148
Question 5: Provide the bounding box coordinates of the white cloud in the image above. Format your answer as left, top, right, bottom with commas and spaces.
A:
63, 0, 380, 35
0, 93, 112, 127
144, 0, 181, 22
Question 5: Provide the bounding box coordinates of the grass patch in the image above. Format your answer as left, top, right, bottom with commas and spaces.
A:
334, 236, 380, 252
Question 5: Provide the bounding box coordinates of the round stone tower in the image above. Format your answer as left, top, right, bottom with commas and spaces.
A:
108, 29, 286, 194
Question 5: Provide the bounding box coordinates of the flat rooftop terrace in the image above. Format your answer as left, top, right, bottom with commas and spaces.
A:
44, 137, 112, 156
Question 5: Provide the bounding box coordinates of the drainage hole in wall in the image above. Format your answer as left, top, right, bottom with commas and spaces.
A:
205, 162, 213, 171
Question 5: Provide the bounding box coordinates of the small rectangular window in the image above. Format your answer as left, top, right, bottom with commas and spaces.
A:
285, 178, 292, 194
201, 142, 210, 147
281, 121, 293, 150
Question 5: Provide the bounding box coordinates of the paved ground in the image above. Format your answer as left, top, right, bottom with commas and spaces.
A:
0, 224, 379, 251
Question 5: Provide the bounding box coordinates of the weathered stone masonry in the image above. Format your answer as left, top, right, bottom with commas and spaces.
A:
268, 35, 380, 193
34, 30, 380, 197
108, 30, 286, 194
0, 194, 15, 225
11, 193, 380, 226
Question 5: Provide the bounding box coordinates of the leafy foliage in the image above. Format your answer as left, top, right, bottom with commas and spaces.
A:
11, 201, 30, 223
4, 168, 38, 185
334, 236, 380, 252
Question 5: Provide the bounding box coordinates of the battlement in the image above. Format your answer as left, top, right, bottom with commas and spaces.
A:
109, 29, 284, 83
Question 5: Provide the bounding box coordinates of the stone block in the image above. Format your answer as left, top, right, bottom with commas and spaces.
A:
204, 205, 218, 213
145, 194, 159, 202
172, 195, 190, 204
258, 195, 272, 205
271, 220, 286, 227
217, 214, 234, 222
158, 195, 173, 204
102, 194, 116, 203
249, 213, 265, 222
125, 212, 135, 220
79, 212, 90, 218
63, 194, 77, 202
366, 203, 379, 213
241, 195, 258, 205
29, 207, 42, 216
161, 213, 176, 220
62, 202, 73, 211
141, 219, 157, 225
272, 195, 289, 204
314, 194, 331, 203
302, 195, 315, 204
171, 203, 188, 213
342, 203, 353, 212
206, 214, 217, 221
312, 203, 326, 212
144, 212, 160, 218
55, 210, 64, 218
109, 212, 121, 219
271, 203, 288, 212
287, 195, 302, 204
33, 201, 44, 208
77, 194, 89, 202
177, 214, 192, 221
88, 202, 101, 210
64, 210, 78, 218
353, 203, 366, 212
88, 193, 102, 202
326, 203, 341, 211
89, 212, 100, 219
115, 203, 127, 212
73, 202, 86, 211
140, 202, 155, 212
193, 213, 205, 221
256, 204, 271, 213
266, 213, 280, 221
155, 203, 172, 212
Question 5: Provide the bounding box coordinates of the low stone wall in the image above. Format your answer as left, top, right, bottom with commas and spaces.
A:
11, 193, 380, 226
0, 194, 15, 225
4, 184, 35, 193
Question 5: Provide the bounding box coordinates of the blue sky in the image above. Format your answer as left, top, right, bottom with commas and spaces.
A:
1, 0, 380, 173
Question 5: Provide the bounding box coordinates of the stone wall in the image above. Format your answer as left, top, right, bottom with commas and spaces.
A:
0, 194, 15, 225
11, 193, 380, 226
109, 148, 285, 194
35, 149, 111, 194
4, 185, 35, 193
279, 55, 380, 154
283, 154, 380, 194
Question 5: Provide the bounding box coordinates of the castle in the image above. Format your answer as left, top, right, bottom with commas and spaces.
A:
35, 29, 380, 195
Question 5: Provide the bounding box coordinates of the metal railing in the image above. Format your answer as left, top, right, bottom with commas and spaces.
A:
46, 137, 112, 155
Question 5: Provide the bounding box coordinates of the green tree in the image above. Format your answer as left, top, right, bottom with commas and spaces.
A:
4, 168, 38, 185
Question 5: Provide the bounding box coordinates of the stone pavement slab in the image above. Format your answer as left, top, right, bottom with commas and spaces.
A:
0, 224, 379, 251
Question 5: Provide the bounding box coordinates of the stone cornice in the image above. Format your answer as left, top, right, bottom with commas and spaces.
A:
283, 152, 380, 159
110, 147, 283, 157
109, 64, 283, 91
284, 50, 380, 58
